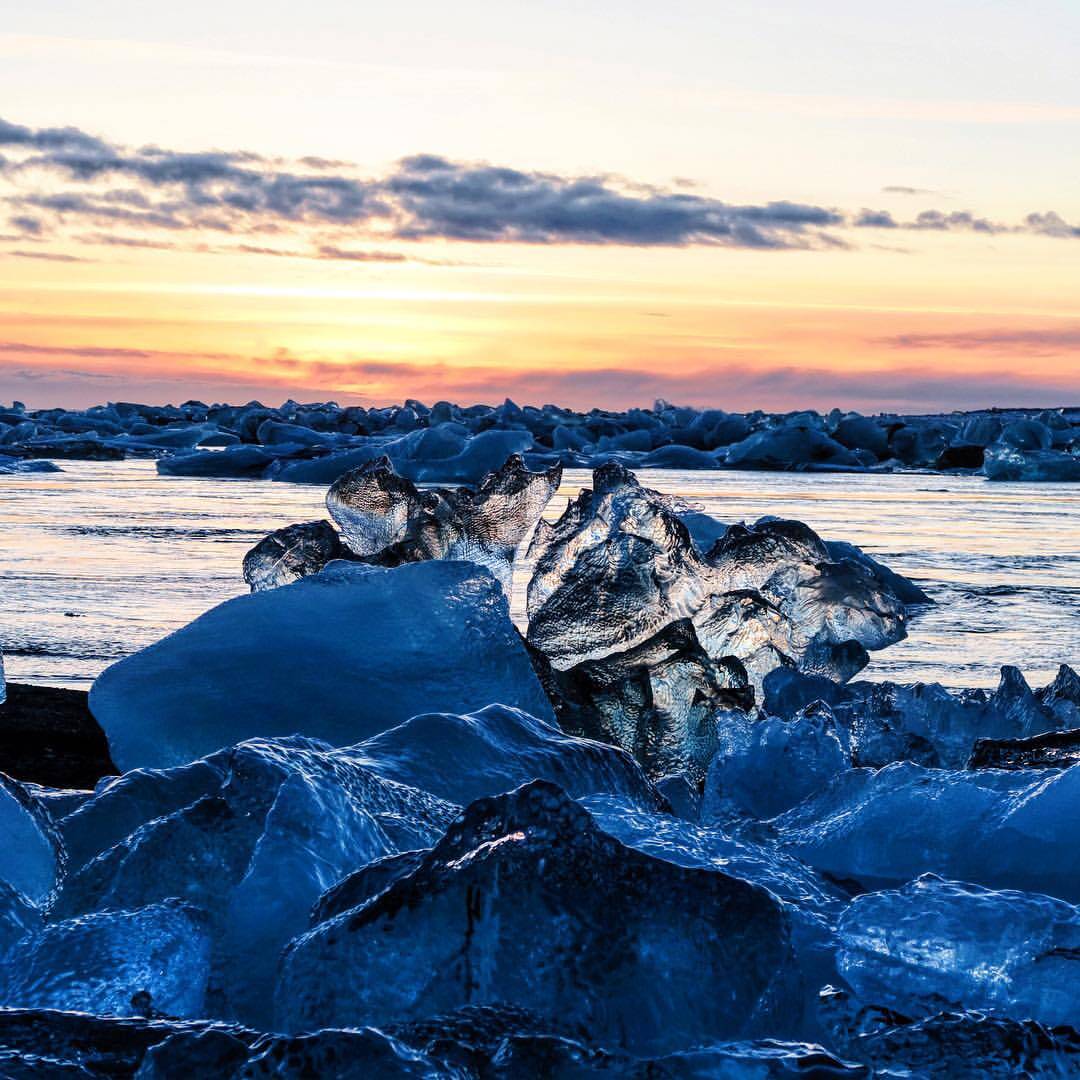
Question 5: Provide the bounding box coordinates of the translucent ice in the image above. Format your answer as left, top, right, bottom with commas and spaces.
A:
53, 737, 456, 1026
532, 619, 752, 783
702, 703, 848, 820
278, 781, 792, 1054
837, 875, 1080, 1026
91, 560, 554, 771
326, 454, 561, 593
0, 775, 61, 903
774, 761, 1080, 901
242, 520, 351, 592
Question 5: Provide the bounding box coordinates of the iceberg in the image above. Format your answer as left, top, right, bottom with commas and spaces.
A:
242, 519, 351, 592
52, 736, 455, 1026
90, 560, 554, 771
352, 702, 662, 808
0, 776, 61, 903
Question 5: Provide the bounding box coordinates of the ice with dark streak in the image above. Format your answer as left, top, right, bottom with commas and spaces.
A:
277, 780, 794, 1053
51, 736, 455, 1027
837, 875, 1080, 1028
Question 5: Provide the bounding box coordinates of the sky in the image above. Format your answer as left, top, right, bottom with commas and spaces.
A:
1, 1, 1078, 412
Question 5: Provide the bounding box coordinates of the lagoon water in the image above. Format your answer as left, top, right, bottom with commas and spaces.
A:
0, 459, 1076, 691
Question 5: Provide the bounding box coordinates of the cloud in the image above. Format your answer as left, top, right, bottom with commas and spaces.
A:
882, 185, 941, 196
2, 116, 1079, 255
879, 327, 1080, 355
316, 244, 408, 262
5, 249, 88, 262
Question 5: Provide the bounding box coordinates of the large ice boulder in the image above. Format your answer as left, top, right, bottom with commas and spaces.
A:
90, 560, 554, 772
278, 781, 792, 1053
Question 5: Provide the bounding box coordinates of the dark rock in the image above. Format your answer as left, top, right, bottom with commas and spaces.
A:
0, 684, 116, 788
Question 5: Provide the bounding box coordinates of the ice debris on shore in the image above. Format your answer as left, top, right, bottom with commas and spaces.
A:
0, 396, 1075, 482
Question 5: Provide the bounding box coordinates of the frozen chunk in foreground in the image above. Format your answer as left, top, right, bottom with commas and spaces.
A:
0, 901, 211, 1018
353, 703, 661, 808
91, 560, 554, 771
838, 875, 1080, 1027
0, 775, 61, 903
277, 781, 792, 1054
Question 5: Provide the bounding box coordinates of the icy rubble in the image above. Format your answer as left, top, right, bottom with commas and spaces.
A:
90, 559, 554, 771
763, 664, 1074, 769
279, 781, 794, 1053
2, 397, 1076, 482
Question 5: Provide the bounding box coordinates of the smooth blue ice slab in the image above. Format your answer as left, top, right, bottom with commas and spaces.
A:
837, 875, 1080, 1027
90, 560, 554, 771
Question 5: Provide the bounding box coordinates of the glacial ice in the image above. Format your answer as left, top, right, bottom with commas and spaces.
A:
0, 901, 212, 1018
702, 703, 848, 820
0, 775, 61, 903
52, 736, 456, 1026
278, 781, 793, 1054
90, 559, 554, 771
837, 875, 1080, 1027
352, 702, 662, 808
325, 453, 561, 592
819, 986, 1080, 1077
2, 397, 1076, 482
241, 519, 351, 592
773, 761, 1080, 901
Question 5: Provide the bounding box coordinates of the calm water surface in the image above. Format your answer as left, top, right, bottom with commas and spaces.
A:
0, 460, 1076, 690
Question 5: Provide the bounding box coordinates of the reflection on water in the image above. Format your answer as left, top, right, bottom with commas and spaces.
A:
0, 460, 1076, 690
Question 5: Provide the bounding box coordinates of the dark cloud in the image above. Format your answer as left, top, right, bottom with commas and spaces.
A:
8, 214, 44, 235
1024, 211, 1080, 239
316, 244, 408, 262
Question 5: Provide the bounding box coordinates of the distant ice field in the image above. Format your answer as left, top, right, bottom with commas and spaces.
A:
0, 459, 1075, 690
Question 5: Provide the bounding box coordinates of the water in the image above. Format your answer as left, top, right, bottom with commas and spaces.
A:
0, 460, 1076, 691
